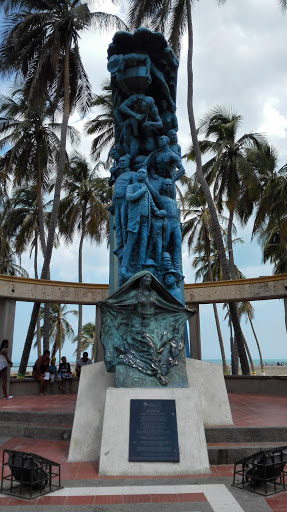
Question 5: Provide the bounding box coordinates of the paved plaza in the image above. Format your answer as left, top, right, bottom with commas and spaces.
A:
0, 393, 287, 511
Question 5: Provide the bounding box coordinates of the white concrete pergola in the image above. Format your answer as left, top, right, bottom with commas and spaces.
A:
1, 273, 287, 363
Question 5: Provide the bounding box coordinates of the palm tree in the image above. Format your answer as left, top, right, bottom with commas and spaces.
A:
251, 145, 287, 275
238, 301, 265, 374
127, 0, 251, 374
190, 106, 266, 279
85, 81, 115, 160
5, 187, 48, 357
0, 1, 125, 375
0, 88, 78, 353
72, 321, 95, 359
0, 88, 61, 254
180, 176, 229, 374
59, 152, 110, 361
40, 303, 78, 361
0, 204, 28, 277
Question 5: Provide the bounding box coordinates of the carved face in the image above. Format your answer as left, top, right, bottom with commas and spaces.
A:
168, 130, 177, 143
161, 181, 172, 195
164, 273, 177, 286
118, 156, 130, 169
162, 254, 172, 269
137, 168, 147, 181
142, 273, 152, 287
158, 135, 169, 147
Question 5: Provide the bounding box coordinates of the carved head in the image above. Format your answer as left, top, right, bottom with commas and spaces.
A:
118, 154, 131, 169
162, 252, 172, 269
137, 167, 147, 182
163, 269, 179, 286
158, 135, 170, 147
167, 129, 177, 144
109, 144, 121, 161
160, 178, 172, 196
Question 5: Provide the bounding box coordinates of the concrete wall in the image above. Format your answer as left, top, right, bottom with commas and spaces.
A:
10, 377, 79, 396
9, 375, 287, 397
224, 375, 287, 396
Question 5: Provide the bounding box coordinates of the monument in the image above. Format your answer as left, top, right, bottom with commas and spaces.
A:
68, 27, 233, 475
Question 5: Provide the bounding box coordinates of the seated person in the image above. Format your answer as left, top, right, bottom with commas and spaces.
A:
58, 356, 73, 393
49, 357, 58, 393
32, 350, 50, 396
76, 351, 92, 377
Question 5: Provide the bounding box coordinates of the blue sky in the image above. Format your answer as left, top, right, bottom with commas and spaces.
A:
6, 0, 287, 365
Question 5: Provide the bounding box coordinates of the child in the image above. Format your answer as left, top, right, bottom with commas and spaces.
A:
49, 357, 58, 393
58, 356, 73, 393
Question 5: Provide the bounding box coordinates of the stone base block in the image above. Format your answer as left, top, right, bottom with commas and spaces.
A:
68, 362, 113, 462
99, 387, 210, 476
186, 359, 233, 425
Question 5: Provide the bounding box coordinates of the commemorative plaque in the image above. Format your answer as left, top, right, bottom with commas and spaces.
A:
129, 399, 179, 462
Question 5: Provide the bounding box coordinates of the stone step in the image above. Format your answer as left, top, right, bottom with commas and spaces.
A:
205, 426, 287, 443
208, 442, 287, 465
0, 421, 72, 441
0, 410, 74, 425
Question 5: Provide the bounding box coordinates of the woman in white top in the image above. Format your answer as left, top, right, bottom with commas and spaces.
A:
0, 339, 13, 400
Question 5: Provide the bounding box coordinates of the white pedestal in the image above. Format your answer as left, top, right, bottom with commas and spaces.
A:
99, 387, 210, 476
186, 359, 233, 425
68, 362, 113, 462
68, 359, 233, 465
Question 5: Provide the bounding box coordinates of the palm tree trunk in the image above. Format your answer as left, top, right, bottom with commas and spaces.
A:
212, 303, 229, 374
18, 41, 72, 376
243, 337, 256, 374
36, 163, 47, 257
41, 41, 71, 280
249, 316, 264, 372
185, 0, 249, 374
226, 307, 238, 374
227, 208, 236, 279
76, 207, 87, 361
34, 234, 41, 358
18, 302, 41, 376
206, 250, 229, 374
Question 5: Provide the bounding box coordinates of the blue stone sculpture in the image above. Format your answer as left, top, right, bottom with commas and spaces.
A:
107, 28, 185, 289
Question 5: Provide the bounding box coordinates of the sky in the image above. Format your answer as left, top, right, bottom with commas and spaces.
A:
6, 0, 287, 365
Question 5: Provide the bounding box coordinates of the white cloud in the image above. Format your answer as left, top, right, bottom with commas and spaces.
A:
259, 98, 287, 139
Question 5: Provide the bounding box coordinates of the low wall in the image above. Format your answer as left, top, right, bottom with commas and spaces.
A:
9, 377, 79, 396
224, 375, 287, 396
8, 375, 287, 397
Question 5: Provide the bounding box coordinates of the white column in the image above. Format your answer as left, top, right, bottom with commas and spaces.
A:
0, 299, 16, 394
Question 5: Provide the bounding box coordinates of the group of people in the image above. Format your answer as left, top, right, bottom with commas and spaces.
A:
32, 351, 93, 395
0, 342, 94, 399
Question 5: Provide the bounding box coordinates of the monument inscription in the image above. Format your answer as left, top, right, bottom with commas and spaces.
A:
129, 399, 179, 462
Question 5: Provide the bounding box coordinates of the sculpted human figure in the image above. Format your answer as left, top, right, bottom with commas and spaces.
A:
146, 215, 167, 270
112, 154, 136, 257
160, 100, 178, 134
147, 178, 182, 273
121, 168, 166, 279
168, 129, 181, 158
162, 269, 182, 303
108, 144, 122, 186
119, 94, 162, 157
148, 135, 185, 199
